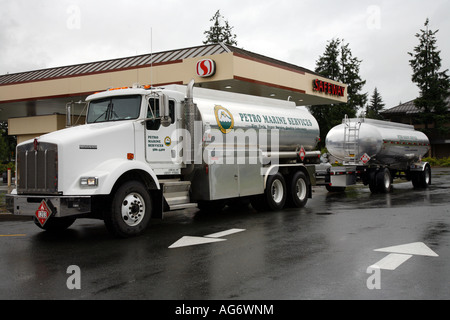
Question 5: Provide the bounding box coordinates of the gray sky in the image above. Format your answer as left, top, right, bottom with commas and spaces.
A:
1, 0, 449, 110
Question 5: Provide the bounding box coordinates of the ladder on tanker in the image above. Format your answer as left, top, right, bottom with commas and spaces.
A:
343, 115, 361, 165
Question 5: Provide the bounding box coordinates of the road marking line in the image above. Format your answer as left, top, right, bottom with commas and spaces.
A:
370, 253, 413, 270
169, 228, 246, 249
0, 234, 26, 237
204, 228, 246, 238
374, 242, 438, 257
168, 236, 226, 249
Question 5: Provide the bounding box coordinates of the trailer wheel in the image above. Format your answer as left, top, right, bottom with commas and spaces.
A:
375, 168, 392, 193
265, 173, 287, 211
412, 164, 431, 189
368, 170, 378, 193
105, 180, 152, 238
290, 171, 309, 208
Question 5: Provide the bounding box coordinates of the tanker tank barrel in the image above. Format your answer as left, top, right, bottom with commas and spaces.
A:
325, 117, 430, 167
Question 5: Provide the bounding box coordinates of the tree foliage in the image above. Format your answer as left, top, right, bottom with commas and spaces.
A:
366, 87, 385, 120
203, 10, 237, 46
309, 38, 367, 148
408, 18, 450, 133
0, 121, 15, 162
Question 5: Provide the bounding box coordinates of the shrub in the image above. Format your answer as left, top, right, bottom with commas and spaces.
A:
423, 157, 450, 167
0, 162, 15, 174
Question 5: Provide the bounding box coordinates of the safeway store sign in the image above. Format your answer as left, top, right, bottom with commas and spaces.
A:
313, 79, 346, 97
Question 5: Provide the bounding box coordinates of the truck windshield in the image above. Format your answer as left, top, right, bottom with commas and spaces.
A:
87, 95, 142, 123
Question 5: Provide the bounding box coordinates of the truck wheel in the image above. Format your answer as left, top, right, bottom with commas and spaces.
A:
105, 180, 152, 238
290, 171, 309, 208
412, 165, 431, 189
368, 170, 378, 193
375, 168, 392, 193
265, 173, 287, 211
34, 216, 76, 232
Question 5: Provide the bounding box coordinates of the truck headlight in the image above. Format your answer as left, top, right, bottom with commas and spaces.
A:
80, 177, 99, 187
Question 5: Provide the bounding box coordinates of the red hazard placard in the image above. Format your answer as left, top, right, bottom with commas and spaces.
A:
360, 153, 371, 164
35, 200, 52, 227
299, 146, 306, 161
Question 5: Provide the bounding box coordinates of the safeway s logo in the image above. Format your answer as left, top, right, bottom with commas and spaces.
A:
196, 59, 216, 78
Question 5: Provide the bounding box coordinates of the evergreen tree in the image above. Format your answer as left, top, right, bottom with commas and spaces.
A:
408, 18, 450, 133
0, 121, 15, 162
309, 38, 367, 148
203, 10, 238, 46
366, 87, 385, 120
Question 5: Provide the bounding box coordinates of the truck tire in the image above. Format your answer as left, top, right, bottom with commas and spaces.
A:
105, 180, 152, 238
412, 164, 431, 189
265, 173, 287, 211
368, 170, 377, 193
375, 168, 392, 193
290, 171, 309, 208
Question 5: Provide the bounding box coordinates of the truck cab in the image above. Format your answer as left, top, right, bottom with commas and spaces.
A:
7, 85, 190, 237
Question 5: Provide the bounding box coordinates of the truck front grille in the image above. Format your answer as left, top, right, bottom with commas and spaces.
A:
16, 142, 58, 195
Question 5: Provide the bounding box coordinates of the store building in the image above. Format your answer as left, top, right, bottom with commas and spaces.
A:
0, 43, 347, 144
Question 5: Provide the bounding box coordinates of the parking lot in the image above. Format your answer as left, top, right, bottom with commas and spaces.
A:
0, 168, 449, 301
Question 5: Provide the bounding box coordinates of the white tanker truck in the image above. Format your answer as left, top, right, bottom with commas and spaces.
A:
321, 116, 431, 193
6, 81, 322, 237
6, 82, 431, 237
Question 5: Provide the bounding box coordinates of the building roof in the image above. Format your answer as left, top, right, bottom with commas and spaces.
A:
0, 43, 318, 86
382, 94, 450, 115
0, 43, 347, 123
381, 99, 420, 115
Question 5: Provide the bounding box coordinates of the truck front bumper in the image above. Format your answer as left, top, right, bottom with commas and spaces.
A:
6, 194, 91, 218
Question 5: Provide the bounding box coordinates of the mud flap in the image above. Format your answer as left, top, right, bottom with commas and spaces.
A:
151, 189, 164, 219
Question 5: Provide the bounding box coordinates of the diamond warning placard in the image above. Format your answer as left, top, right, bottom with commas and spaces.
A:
360, 153, 371, 164
299, 146, 306, 161
35, 200, 52, 227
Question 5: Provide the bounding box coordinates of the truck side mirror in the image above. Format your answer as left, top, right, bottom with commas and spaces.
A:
160, 94, 172, 127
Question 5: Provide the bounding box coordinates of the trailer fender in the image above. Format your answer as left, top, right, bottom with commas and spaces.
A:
410, 161, 429, 172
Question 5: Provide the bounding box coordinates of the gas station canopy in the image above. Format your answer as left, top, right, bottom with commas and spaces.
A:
0, 43, 347, 142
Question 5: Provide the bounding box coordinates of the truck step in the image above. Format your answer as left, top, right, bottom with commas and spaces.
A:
161, 180, 196, 210
168, 203, 198, 210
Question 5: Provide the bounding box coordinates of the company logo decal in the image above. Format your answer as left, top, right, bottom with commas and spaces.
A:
196, 59, 216, 78
214, 105, 234, 134
164, 136, 172, 147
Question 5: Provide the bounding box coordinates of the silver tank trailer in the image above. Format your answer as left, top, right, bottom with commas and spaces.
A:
326, 118, 430, 167
193, 94, 320, 153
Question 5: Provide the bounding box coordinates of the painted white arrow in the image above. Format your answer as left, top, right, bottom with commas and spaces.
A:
169, 228, 245, 249
374, 242, 438, 257
370, 242, 438, 270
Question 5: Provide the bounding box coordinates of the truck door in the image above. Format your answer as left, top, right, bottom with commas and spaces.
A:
145, 95, 180, 174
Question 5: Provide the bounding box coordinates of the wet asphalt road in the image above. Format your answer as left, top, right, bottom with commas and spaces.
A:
0, 168, 449, 300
